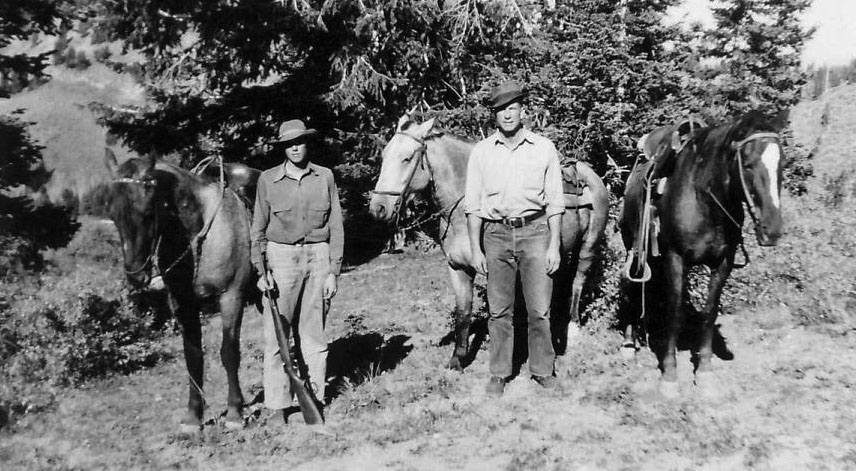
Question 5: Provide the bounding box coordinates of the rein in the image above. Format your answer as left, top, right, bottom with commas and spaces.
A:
112, 161, 227, 285
705, 131, 781, 268
371, 131, 430, 224
372, 131, 467, 238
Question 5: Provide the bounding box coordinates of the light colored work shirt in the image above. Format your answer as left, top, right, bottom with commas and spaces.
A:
251, 162, 344, 275
463, 129, 565, 220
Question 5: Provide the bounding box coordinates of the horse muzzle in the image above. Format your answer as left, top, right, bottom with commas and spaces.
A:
755, 230, 781, 247
368, 193, 399, 224
125, 269, 152, 290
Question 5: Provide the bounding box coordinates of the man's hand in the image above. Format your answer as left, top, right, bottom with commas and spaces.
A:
323, 273, 338, 299
545, 243, 561, 275
256, 269, 275, 292
472, 250, 488, 276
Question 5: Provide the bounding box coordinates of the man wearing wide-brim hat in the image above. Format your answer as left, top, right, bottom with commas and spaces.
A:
250, 118, 344, 422
463, 80, 564, 397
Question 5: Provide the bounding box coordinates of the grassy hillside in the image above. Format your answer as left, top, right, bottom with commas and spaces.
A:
0, 35, 146, 203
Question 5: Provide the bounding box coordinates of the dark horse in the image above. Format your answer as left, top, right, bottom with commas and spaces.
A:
104, 149, 258, 431
619, 111, 785, 397
369, 115, 608, 370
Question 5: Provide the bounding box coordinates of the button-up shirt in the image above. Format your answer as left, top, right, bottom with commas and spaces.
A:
463, 129, 565, 220
251, 162, 344, 275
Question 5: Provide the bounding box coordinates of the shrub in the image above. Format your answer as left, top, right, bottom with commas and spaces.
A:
74, 50, 92, 70
0, 280, 173, 414
0, 220, 173, 417
93, 45, 112, 63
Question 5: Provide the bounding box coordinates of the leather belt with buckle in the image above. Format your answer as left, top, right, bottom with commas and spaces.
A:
495, 210, 546, 228
288, 238, 320, 246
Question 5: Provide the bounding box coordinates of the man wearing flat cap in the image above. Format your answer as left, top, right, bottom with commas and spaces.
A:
464, 80, 564, 397
251, 119, 344, 421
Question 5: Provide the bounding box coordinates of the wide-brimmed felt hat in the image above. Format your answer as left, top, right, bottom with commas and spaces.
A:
488, 80, 528, 110
271, 119, 318, 144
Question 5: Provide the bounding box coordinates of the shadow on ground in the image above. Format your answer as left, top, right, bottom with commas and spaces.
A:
325, 332, 413, 401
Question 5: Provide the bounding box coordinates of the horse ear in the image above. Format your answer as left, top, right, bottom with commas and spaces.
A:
105, 147, 118, 177
416, 118, 436, 138
771, 109, 790, 132
396, 113, 409, 132
142, 150, 158, 171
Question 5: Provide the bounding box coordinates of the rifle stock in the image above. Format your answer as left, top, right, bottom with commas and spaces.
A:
261, 255, 324, 424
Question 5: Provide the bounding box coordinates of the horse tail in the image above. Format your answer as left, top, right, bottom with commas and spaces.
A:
574, 162, 609, 259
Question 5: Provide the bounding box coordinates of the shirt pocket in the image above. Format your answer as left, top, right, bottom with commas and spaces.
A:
271, 202, 295, 231
520, 159, 546, 193
307, 198, 331, 229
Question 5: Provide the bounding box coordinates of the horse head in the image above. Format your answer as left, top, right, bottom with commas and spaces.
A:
369, 115, 436, 224
727, 110, 787, 246
104, 148, 162, 289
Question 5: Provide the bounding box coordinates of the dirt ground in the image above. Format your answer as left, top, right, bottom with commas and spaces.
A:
3, 88, 856, 470
2, 236, 856, 471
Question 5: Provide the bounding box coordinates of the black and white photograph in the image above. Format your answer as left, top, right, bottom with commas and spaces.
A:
1, 0, 854, 469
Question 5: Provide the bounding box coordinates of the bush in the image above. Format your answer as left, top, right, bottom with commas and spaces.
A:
73, 50, 92, 69
93, 45, 112, 63
0, 219, 173, 417
0, 282, 173, 414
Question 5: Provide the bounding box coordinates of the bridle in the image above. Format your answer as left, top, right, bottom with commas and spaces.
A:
707, 131, 780, 228
370, 131, 432, 223
705, 131, 781, 267
111, 175, 194, 281
112, 177, 162, 277
731, 132, 780, 226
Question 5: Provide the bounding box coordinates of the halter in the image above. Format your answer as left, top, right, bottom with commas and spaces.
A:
704, 131, 780, 268
112, 176, 161, 276
730, 131, 781, 226
370, 132, 431, 223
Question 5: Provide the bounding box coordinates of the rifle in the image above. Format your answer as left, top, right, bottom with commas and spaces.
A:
260, 254, 324, 424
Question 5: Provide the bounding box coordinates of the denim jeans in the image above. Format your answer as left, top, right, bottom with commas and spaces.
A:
263, 241, 330, 409
484, 218, 555, 378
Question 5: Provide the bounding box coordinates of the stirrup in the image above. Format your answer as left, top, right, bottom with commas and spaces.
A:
623, 252, 651, 283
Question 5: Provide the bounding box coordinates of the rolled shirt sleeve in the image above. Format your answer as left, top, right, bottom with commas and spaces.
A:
327, 172, 344, 276
250, 175, 270, 273
463, 144, 485, 218
544, 142, 566, 217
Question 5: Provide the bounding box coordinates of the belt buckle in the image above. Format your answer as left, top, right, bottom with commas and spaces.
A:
506, 217, 525, 228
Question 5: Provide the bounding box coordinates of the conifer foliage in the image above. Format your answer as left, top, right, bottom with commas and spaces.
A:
1, 0, 79, 275
92, 0, 812, 202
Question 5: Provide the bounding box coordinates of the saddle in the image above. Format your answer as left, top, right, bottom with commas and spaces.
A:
624, 116, 706, 283
200, 162, 261, 211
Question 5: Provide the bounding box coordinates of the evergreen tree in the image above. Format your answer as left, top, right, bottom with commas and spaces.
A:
1, 0, 79, 275
699, 0, 813, 118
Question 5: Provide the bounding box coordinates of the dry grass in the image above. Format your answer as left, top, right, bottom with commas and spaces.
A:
2, 82, 856, 471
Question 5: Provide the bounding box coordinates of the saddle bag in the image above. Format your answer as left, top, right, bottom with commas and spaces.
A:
561, 163, 591, 208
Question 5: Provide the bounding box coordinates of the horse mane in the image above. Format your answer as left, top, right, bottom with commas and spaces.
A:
692, 110, 778, 194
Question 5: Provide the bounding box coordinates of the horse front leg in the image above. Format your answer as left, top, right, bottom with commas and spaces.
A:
447, 266, 474, 371
694, 252, 734, 393
219, 289, 245, 429
619, 280, 643, 360
660, 249, 685, 398
175, 306, 205, 433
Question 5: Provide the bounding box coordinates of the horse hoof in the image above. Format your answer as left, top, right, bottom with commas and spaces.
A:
567, 323, 582, 342
619, 344, 636, 361
694, 371, 720, 398
447, 358, 464, 372
223, 417, 244, 431
659, 380, 680, 399
178, 422, 202, 435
